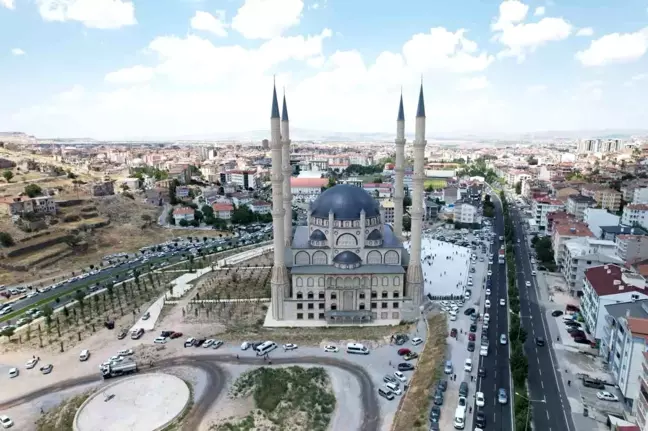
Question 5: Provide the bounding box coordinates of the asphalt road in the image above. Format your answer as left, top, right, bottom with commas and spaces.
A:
0, 355, 380, 431
510, 204, 575, 431
472, 192, 513, 431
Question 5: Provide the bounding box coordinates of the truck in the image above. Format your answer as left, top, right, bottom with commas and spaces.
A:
101, 360, 138, 379
498, 248, 505, 264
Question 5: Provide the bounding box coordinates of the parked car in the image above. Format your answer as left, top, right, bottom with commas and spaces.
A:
212, 340, 224, 349
397, 348, 411, 356
403, 352, 419, 361
596, 391, 619, 402
117, 329, 128, 340
398, 363, 415, 372
551, 310, 563, 317
450, 328, 457, 338
153, 336, 167, 344
170, 331, 183, 339
25, 358, 38, 369
283, 343, 298, 351
184, 337, 196, 348
39, 364, 53, 374
583, 377, 605, 389
0, 415, 13, 429
411, 337, 423, 346
323, 345, 338, 353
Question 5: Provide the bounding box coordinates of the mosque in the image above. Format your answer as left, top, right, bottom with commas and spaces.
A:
265, 83, 427, 327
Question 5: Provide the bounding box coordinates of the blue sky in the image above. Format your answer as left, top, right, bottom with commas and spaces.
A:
1, 0, 648, 139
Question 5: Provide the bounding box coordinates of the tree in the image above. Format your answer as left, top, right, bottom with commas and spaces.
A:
2, 170, 13, 182
0, 232, 14, 247
24, 184, 42, 198
201, 205, 214, 219
179, 219, 189, 227
515, 181, 522, 195
372, 177, 383, 184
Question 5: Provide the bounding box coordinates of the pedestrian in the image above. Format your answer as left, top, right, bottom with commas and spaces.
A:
557, 336, 560, 342
236, 354, 239, 359
389, 360, 392, 366
568, 380, 571, 386
470, 375, 474, 382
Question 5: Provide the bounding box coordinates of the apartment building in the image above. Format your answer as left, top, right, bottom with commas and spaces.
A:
172, 207, 195, 224
566, 194, 597, 220
623, 204, 648, 230
0, 195, 57, 216
506, 170, 532, 187
248, 201, 271, 215
290, 178, 328, 203
211, 203, 234, 220
634, 188, 648, 205
380, 200, 395, 224
602, 301, 648, 406
581, 185, 623, 212
546, 211, 576, 236
562, 237, 621, 295
552, 222, 594, 270
617, 235, 648, 265
220, 170, 259, 190
636, 352, 648, 431
454, 201, 479, 225
584, 208, 621, 238
532, 197, 565, 231
581, 264, 648, 341
577, 138, 625, 154
363, 183, 392, 199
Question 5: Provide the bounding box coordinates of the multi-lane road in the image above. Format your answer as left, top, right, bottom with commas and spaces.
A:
510, 199, 575, 431
472, 191, 513, 431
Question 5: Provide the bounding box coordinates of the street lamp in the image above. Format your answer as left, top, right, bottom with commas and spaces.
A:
515, 392, 546, 431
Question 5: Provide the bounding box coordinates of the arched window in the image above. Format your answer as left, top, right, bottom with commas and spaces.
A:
312, 251, 327, 265
307, 291, 314, 299
382, 276, 388, 286
366, 250, 382, 265
384, 250, 399, 265
393, 276, 401, 286
296, 277, 303, 287
296, 292, 303, 299
336, 233, 358, 247
307, 277, 314, 287
295, 251, 310, 266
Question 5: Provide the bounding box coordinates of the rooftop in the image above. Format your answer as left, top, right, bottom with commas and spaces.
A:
626, 317, 648, 336
290, 178, 328, 188
585, 264, 647, 296
568, 194, 596, 204
626, 204, 648, 211
605, 299, 648, 320
555, 223, 594, 237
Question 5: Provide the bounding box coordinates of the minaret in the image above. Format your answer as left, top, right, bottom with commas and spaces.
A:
393, 92, 406, 238
406, 83, 427, 311
281, 93, 293, 247
270, 82, 289, 321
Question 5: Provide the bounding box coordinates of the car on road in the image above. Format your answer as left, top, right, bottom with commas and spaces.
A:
109, 355, 123, 363
487, 270, 492, 276
397, 348, 411, 356
444, 361, 453, 374
141, 311, 151, 320
525, 281, 531, 287
212, 340, 224, 349
8, 368, 18, 378
403, 352, 418, 361
429, 405, 440, 422
240, 341, 250, 350
476, 392, 485, 407
464, 359, 472, 372
411, 337, 423, 346
117, 349, 134, 356
394, 371, 407, 382
203, 339, 214, 348
551, 310, 564, 317
283, 343, 298, 351
323, 345, 338, 353
25, 358, 38, 369
469, 324, 477, 333
464, 308, 475, 316
0, 415, 13, 429
499, 298, 506, 306
535, 337, 545, 346
153, 336, 167, 344
596, 391, 619, 402
485, 288, 491, 296
500, 334, 508, 345
117, 329, 128, 340
383, 374, 398, 385
475, 410, 486, 427
39, 364, 53, 374
478, 367, 486, 378
467, 341, 475, 352
398, 363, 415, 372
485, 300, 491, 308
185, 337, 196, 348
498, 388, 508, 404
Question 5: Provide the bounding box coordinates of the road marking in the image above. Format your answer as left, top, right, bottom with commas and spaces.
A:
546, 411, 550, 419
541, 380, 544, 389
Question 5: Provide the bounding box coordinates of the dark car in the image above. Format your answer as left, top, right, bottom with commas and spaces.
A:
467, 341, 475, 352
170, 331, 183, 339
429, 405, 441, 422
436, 380, 447, 392
574, 337, 590, 344
571, 331, 585, 338
160, 330, 173, 338
450, 328, 458, 338
469, 324, 477, 333
468, 333, 476, 341
551, 310, 564, 317
565, 321, 581, 327
478, 367, 486, 378
398, 362, 415, 371
535, 337, 545, 346
433, 391, 444, 406
475, 411, 486, 427
195, 339, 206, 347
464, 308, 475, 316
429, 421, 440, 431
583, 377, 605, 389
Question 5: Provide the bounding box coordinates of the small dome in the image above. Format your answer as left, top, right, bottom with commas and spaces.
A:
367, 229, 383, 240
311, 184, 381, 220
310, 229, 327, 241
333, 251, 362, 264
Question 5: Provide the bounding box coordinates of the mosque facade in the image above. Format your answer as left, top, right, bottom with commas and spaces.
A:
267, 83, 427, 325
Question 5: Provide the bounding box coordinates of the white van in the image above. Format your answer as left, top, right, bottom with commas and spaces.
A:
453, 405, 466, 429
385, 382, 402, 395
79, 349, 90, 361
255, 341, 278, 356
346, 343, 370, 355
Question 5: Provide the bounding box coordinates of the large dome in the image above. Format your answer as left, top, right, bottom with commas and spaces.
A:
311, 184, 381, 220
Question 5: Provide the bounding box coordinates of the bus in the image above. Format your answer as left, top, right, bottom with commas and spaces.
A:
255, 341, 278, 356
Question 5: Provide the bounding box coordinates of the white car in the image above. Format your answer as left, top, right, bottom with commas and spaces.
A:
25, 358, 38, 369
485, 300, 491, 308
117, 349, 134, 356
411, 337, 423, 346
500, 334, 508, 345
109, 355, 123, 363
525, 281, 531, 287
153, 336, 167, 344
241, 341, 250, 350
8, 368, 18, 378
212, 340, 224, 349
596, 391, 619, 402
480, 346, 488, 356
500, 298, 506, 306
483, 322, 489, 330
484, 313, 490, 322
485, 288, 491, 296
464, 358, 472, 372
203, 339, 214, 348
487, 270, 492, 276
393, 371, 407, 383
531, 270, 537, 276
0, 415, 13, 429
283, 343, 298, 351
476, 391, 485, 407
324, 345, 338, 353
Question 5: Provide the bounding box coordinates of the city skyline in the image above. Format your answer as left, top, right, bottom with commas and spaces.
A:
1, 0, 648, 139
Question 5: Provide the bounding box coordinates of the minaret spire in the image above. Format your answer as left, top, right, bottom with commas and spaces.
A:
271, 78, 280, 119
416, 82, 426, 118
397, 91, 405, 122
393, 92, 406, 238
282, 92, 289, 122
281, 90, 293, 246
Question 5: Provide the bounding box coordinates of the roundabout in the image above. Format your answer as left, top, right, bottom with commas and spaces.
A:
73, 373, 190, 431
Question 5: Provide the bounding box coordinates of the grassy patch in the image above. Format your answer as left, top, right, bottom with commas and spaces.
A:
35, 392, 91, 431
424, 179, 447, 189
391, 314, 448, 431
213, 366, 335, 431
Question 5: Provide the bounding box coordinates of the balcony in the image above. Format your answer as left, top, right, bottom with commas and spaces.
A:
324, 309, 373, 324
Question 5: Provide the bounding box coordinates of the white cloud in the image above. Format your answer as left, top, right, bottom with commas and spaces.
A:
526, 84, 547, 94
232, 0, 304, 39
190, 11, 228, 37
534, 6, 545, 16
1, 0, 14, 10
576, 27, 648, 66
491, 0, 572, 62
624, 73, 648, 87
36, 0, 136, 29
457, 76, 490, 91
105, 65, 154, 84
576, 27, 593, 37
11, 48, 25, 56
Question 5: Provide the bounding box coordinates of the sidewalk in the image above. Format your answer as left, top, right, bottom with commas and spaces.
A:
535, 271, 609, 431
